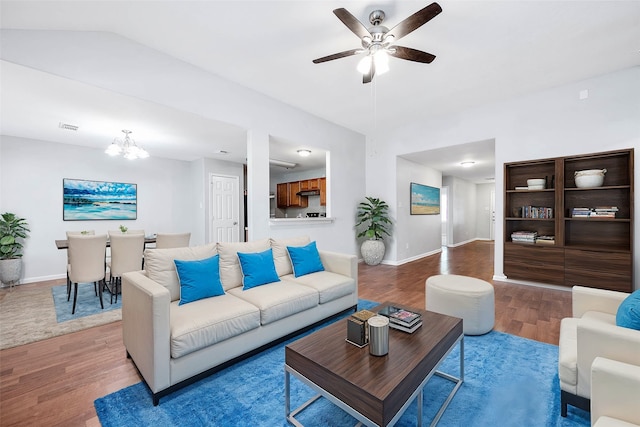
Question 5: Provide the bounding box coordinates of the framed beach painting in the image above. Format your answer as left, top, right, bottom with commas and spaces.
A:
63, 178, 137, 221
410, 182, 440, 215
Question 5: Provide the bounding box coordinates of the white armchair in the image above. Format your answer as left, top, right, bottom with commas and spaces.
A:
558, 286, 640, 417
591, 357, 640, 427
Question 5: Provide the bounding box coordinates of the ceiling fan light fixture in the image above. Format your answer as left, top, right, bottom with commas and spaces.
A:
374, 50, 389, 75
357, 55, 372, 74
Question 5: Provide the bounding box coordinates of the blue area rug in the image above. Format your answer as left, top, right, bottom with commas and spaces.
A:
52, 282, 121, 323
95, 300, 589, 426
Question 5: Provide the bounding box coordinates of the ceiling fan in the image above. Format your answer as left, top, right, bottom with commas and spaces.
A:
313, 2, 442, 84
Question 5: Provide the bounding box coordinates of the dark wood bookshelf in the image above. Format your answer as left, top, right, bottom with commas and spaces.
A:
504, 148, 633, 292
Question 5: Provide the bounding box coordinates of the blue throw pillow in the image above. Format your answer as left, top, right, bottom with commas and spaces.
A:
616, 289, 640, 330
238, 248, 280, 290
174, 255, 224, 305
287, 241, 325, 278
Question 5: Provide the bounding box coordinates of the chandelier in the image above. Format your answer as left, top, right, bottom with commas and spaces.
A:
105, 130, 149, 160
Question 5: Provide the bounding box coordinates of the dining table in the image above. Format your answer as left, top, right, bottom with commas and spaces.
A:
55, 236, 157, 250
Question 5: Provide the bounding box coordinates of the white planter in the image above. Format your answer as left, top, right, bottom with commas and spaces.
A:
361, 240, 385, 266
0, 258, 22, 285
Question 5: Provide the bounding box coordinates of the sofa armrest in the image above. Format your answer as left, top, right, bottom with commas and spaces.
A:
592, 357, 640, 426
122, 271, 172, 393
319, 250, 357, 281
572, 286, 628, 318
575, 317, 640, 398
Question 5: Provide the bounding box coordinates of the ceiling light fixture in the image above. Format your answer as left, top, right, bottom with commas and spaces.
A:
460, 161, 475, 168
269, 158, 297, 169
357, 49, 390, 76
297, 149, 312, 157
105, 130, 149, 160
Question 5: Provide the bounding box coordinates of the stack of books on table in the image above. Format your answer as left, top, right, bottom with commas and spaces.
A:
511, 231, 537, 244
378, 306, 423, 333
592, 206, 618, 218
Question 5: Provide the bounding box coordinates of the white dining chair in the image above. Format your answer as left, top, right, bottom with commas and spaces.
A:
155, 232, 191, 249
107, 232, 145, 303
67, 234, 108, 315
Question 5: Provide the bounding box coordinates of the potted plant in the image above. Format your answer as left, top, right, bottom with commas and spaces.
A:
119, 225, 128, 233
355, 197, 391, 265
0, 212, 30, 286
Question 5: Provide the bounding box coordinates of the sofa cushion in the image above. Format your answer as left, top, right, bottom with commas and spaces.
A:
287, 241, 325, 277
228, 280, 318, 325
145, 243, 218, 302
169, 293, 260, 359
270, 236, 310, 277
174, 255, 224, 305
238, 248, 280, 290
558, 317, 578, 393
218, 239, 271, 290
285, 271, 356, 304
616, 290, 640, 330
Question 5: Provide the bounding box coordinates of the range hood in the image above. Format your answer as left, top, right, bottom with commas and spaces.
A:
296, 189, 321, 197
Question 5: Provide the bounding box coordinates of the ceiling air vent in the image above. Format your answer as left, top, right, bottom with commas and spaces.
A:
58, 122, 79, 131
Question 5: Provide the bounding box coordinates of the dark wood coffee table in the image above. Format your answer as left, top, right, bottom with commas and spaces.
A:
285, 302, 463, 426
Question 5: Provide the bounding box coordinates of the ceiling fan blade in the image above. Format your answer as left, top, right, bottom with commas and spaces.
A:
386, 2, 442, 42
312, 49, 361, 64
333, 8, 372, 40
363, 61, 375, 84
389, 46, 436, 63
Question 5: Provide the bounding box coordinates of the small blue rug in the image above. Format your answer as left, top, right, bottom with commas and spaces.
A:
95, 300, 589, 426
52, 282, 121, 323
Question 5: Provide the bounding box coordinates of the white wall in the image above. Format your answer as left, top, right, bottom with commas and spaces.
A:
0, 136, 193, 282
369, 67, 640, 290
393, 157, 442, 264
1, 30, 368, 284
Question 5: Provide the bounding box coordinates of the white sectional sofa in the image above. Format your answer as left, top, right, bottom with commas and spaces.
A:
121, 236, 358, 405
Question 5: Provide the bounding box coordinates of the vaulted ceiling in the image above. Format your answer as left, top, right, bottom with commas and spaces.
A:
1, 1, 639, 181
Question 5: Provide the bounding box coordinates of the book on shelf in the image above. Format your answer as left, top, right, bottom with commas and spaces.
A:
511, 230, 537, 243
571, 206, 617, 218
536, 235, 555, 245
389, 320, 423, 334
519, 206, 553, 219
378, 305, 422, 326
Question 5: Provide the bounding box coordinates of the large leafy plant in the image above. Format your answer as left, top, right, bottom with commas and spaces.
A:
0, 213, 30, 259
355, 197, 391, 240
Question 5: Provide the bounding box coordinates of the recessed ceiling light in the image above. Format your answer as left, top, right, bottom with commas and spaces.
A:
297, 149, 312, 157
460, 161, 475, 167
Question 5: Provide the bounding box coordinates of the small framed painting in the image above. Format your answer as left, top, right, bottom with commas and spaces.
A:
63, 178, 137, 221
410, 182, 440, 215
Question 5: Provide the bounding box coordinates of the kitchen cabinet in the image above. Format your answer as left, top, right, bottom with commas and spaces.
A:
288, 181, 308, 208
320, 177, 326, 206
300, 178, 320, 191
276, 182, 308, 208
276, 177, 327, 209
503, 148, 633, 292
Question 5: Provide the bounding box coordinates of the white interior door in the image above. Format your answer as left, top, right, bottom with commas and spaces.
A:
209, 174, 240, 243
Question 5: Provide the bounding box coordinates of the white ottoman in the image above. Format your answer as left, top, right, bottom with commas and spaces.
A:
425, 274, 495, 335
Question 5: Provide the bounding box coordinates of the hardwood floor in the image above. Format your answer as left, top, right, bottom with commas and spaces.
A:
0, 240, 571, 426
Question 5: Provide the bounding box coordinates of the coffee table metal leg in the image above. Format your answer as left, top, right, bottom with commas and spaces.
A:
430, 336, 464, 427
